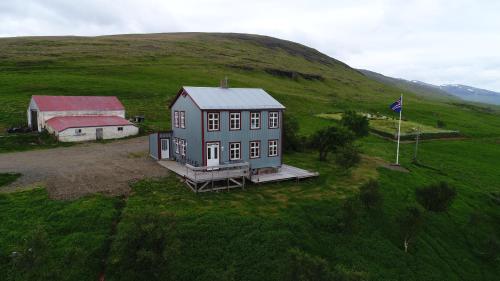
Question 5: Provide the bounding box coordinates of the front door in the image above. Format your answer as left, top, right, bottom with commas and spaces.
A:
96, 128, 103, 140
206, 142, 219, 167
160, 138, 170, 159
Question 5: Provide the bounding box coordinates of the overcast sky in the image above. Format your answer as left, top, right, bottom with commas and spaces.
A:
1, 0, 499, 91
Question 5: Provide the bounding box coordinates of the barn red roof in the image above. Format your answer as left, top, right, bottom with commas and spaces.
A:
46, 116, 133, 132
32, 95, 124, 112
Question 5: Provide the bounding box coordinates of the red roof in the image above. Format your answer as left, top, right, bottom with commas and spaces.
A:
46, 116, 133, 132
32, 95, 124, 112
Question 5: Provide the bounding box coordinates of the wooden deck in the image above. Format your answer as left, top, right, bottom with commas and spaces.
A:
249, 164, 319, 183
158, 160, 249, 192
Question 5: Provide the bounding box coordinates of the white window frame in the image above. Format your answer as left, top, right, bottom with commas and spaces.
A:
75, 128, 82, 135
174, 138, 179, 154
269, 112, 279, 128
117, 127, 123, 131
229, 142, 241, 160
174, 111, 179, 128
250, 112, 261, 129
229, 112, 241, 130
250, 141, 260, 158
180, 139, 186, 156
208, 112, 220, 131
180, 111, 186, 128
268, 140, 278, 157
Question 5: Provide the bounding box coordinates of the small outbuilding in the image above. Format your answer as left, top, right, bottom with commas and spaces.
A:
27, 95, 138, 142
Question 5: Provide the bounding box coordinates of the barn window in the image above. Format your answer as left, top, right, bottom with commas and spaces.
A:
269, 112, 279, 128
174, 111, 179, 128
250, 112, 260, 129
268, 140, 278, 156
229, 112, 241, 130
229, 142, 241, 160
250, 141, 260, 158
117, 127, 123, 131
180, 111, 186, 128
208, 112, 219, 131
75, 128, 82, 135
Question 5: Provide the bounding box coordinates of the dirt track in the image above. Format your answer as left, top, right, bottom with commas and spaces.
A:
0, 136, 168, 199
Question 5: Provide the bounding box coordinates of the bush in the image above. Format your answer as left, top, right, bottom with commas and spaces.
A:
416, 182, 457, 212
107, 210, 180, 281
359, 180, 382, 210
283, 114, 301, 152
341, 111, 369, 138
436, 120, 446, 128
398, 206, 424, 253
335, 145, 361, 169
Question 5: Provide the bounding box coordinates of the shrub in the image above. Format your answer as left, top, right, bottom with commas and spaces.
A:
416, 182, 457, 212
436, 120, 446, 128
337, 198, 358, 233
108, 210, 180, 281
341, 110, 369, 138
311, 126, 354, 161
398, 206, 424, 253
335, 145, 361, 169
359, 180, 382, 210
283, 114, 301, 152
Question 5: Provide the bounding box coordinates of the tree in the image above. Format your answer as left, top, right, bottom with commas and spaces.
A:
311, 126, 354, 161
398, 206, 424, 253
359, 180, 382, 210
283, 114, 301, 152
341, 110, 369, 138
335, 144, 361, 169
416, 182, 457, 212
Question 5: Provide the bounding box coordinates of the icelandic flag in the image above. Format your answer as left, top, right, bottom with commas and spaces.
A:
390, 97, 402, 113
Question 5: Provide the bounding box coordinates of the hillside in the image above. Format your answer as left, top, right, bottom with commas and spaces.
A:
440, 84, 500, 105
1, 33, 499, 281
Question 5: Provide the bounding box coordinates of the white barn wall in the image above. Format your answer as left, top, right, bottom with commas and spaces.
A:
55, 125, 138, 142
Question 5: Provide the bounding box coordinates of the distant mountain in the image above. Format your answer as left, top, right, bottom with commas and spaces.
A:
438, 84, 500, 105
358, 69, 457, 102
359, 69, 500, 105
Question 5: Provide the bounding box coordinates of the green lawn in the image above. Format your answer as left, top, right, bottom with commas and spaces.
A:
0, 33, 499, 280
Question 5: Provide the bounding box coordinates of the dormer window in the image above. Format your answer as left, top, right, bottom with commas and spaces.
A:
250, 112, 261, 129
208, 112, 220, 131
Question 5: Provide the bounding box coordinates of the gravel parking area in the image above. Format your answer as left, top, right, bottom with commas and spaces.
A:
0, 136, 168, 199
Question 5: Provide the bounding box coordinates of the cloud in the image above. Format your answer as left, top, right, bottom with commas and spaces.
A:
1, 0, 499, 91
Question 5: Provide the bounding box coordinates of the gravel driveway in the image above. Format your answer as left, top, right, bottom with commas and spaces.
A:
0, 136, 168, 199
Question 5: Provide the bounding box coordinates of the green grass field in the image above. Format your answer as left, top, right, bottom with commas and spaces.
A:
0, 33, 499, 280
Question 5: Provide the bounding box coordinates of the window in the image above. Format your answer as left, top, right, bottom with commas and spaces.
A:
208, 112, 219, 131
250, 112, 261, 129
250, 141, 260, 158
268, 140, 278, 157
229, 142, 241, 160
180, 111, 186, 128
174, 138, 179, 154
117, 127, 123, 131
180, 139, 186, 156
174, 111, 179, 128
75, 128, 82, 134
229, 112, 241, 130
269, 112, 279, 128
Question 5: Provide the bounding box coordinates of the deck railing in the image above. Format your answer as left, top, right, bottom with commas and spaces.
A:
184, 162, 250, 182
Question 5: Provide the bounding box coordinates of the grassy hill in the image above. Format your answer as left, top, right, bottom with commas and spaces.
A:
0, 33, 499, 280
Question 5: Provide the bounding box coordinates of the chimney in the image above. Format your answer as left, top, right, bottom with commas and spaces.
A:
220, 76, 229, 88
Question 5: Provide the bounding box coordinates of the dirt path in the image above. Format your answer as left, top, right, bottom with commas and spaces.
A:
0, 136, 168, 199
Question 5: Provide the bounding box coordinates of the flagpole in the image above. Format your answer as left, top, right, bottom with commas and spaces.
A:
396, 94, 403, 165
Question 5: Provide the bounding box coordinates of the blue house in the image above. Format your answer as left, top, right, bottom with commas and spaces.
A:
150, 84, 316, 192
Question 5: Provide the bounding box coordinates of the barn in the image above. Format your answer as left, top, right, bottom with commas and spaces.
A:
27, 95, 139, 142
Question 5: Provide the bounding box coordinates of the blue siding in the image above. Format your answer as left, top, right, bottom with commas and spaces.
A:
171, 95, 203, 166
204, 110, 282, 169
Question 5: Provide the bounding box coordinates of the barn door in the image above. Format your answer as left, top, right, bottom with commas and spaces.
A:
30, 110, 38, 131
96, 128, 103, 140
